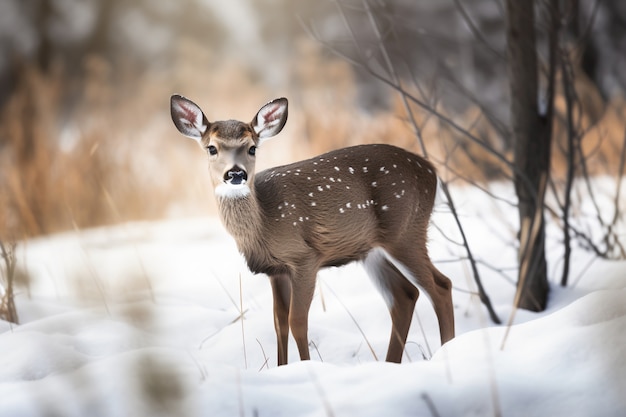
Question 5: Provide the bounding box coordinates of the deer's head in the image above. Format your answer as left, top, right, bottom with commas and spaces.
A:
170, 95, 288, 198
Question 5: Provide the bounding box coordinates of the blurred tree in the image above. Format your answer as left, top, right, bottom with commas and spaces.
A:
33, 0, 54, 73
84, 0, 116, 64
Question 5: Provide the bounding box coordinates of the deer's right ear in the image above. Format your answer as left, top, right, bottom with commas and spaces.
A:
170, 95, 209, 140
252, 97, 288, 140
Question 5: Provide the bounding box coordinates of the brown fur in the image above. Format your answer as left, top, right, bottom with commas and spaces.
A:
171, 96, 454, 365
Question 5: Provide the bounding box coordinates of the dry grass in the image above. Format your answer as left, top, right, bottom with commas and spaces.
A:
0, 38, 624, 239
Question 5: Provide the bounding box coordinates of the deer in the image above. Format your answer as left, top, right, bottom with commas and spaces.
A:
170, 95, 455, 365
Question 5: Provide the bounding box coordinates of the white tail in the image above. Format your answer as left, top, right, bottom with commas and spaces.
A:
171, 95, 454, 365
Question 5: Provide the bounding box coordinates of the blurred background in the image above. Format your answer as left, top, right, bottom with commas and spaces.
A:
1, 0, 625, 239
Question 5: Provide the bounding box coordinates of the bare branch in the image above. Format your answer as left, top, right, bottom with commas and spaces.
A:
452, 0, 506, 60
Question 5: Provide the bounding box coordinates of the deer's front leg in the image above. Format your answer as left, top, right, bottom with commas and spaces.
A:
270, 274, 292, 366
289, 271, 317, 362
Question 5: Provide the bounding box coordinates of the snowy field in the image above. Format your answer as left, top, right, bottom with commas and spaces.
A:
1, 182, 625, 417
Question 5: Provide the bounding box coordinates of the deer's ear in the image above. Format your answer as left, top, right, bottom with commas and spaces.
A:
170, 95, 209, 140
251, 98, 288, 140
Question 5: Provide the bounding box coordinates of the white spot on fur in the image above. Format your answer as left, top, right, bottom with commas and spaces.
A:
382, 205, 389, 211
348, 167, 355, 174
372, 181, 377, 187
334, 166, 340, 171
311, 202, 317, 207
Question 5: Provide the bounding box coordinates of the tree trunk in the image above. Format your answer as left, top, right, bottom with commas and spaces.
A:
505, 0, 551, 311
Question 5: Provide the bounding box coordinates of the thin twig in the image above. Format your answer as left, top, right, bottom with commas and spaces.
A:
440, 185, 501, 324
322, 280, 379, 361
413, 309, 432, 359
0, 241, 19, 324
239, 274, 248, 370
256, 339, 270, 371
421, 393, 442, 417
557, 11, 577, 286
310, 339, 325, 362
452, 0, 506, 60
502, 173, 549, 349
306, 365, 336, 417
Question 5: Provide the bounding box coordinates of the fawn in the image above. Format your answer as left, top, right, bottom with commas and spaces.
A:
171, 95, 454, 365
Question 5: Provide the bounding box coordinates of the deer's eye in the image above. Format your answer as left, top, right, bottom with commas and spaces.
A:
206, 145, 218, 155
248, 146, 257, 156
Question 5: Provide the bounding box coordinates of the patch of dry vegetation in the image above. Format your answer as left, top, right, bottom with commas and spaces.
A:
1, 39, 624, 239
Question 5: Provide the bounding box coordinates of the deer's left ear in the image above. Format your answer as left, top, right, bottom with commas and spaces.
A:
251, 98, 288, 140
170, 94, 209, 140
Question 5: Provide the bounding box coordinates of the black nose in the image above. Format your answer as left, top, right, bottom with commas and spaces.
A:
225, 168, 248, 185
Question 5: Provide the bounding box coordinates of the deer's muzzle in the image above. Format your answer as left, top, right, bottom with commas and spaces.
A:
225, 167, 248, 185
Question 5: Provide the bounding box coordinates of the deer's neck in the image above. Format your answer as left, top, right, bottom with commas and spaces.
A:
217, 192, 263, 242
216, 190, 277, 273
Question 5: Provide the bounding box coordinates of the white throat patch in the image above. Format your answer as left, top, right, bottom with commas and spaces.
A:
215, 183, 251, 199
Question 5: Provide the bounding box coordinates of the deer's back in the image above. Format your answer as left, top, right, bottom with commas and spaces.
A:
252, 144, 437, 269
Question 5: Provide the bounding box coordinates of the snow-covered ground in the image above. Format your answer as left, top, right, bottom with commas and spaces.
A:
1, 182, 625, 416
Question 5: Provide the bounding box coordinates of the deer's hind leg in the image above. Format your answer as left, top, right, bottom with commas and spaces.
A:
364, 249, 419, 363
384, 245, 455, 346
